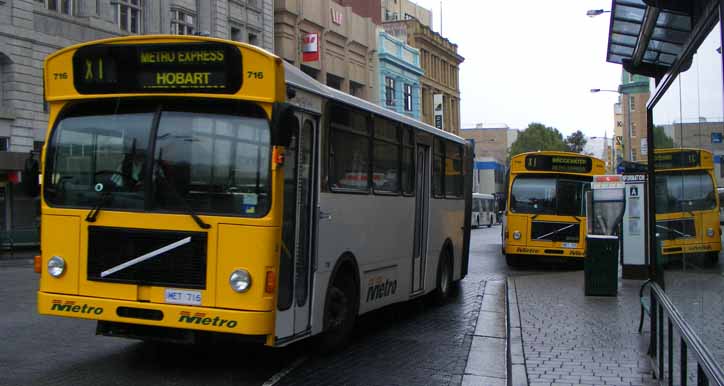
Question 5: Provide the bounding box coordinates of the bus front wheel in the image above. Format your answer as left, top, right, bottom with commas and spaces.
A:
487, 216, 493, 228
506, 254, 520, 268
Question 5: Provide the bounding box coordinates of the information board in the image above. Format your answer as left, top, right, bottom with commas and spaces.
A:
524, 154, 592, 173
73, 42, 242, 94
653, 150, 699, 169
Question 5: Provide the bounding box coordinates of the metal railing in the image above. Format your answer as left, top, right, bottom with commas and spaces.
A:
648, 282, 724, 385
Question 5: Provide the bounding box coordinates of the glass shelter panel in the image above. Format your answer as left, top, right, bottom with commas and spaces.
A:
650, 22, 724, 371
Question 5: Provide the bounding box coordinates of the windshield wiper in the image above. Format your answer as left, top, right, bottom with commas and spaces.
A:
155, 167, 211, 230
85, 192, 111, 223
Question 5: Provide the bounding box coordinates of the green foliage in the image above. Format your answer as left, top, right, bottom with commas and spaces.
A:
565, 130, 588, 154
509, 123, 568, 158
653, 125, 674, 148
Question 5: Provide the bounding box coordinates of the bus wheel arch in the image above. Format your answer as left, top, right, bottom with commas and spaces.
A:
318, 252, 359, 353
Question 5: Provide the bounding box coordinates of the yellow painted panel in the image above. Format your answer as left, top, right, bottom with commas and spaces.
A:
39, 215, 80, 295
216, 224, 279, 311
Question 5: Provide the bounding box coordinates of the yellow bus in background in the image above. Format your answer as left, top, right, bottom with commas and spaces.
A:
654, 148, 721, 262
502, 151, 606, 267
36, 35, 471, 349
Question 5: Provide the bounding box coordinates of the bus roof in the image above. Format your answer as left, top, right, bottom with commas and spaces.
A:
283, 61, 466, 144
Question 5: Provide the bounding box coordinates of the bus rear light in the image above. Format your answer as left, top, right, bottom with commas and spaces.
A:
34, 255, 42, 273
265, 271, 276, 293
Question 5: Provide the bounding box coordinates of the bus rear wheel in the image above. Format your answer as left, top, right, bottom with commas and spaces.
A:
432, 250, 453, 304
487, 215, 493, 228
318, 276, 357, 354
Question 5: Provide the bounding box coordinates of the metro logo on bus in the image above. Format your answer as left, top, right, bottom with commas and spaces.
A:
177, 311, 238, 328
50, 300, 104, 315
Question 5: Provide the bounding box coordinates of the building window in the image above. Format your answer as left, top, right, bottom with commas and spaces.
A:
350, 81, 365, 98
231, 27, 242, 42
115, 0, 142, 34
0, 137, 8, 151
403, 84, 413, 112
629, 95, 635, 112
248, 31, 259, 46
385, 77, 396, 106
41, 0, 73, 15
171, 9, 195, 35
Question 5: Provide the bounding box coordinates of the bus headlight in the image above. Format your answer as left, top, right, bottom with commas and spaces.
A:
47, 256, 66, 278
707, 227, 715, 237
229, 269, 252, 293
513, 231, 521, 240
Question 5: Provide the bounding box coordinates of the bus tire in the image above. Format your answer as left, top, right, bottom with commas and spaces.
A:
432, 248, 453, 304
506, 254, 520, 268
707, 252, 719, 264
318, 270, 357, 354
487, 216, 493, 228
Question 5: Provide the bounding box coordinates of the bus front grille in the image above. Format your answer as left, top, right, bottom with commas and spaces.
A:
87, 226, 208, 289
531, 221, 580, 242
656, 219, 696, 241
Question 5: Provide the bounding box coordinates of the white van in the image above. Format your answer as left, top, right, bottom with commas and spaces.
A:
472, 193, 496, 228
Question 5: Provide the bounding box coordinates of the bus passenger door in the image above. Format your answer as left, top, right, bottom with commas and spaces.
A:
412, 144, 430, 294
275, 113, 317, 343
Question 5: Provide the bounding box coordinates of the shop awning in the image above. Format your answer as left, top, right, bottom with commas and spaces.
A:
606, 0, 693, 79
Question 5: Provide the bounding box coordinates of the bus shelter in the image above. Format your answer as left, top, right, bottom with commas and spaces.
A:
605, 0, 724, 383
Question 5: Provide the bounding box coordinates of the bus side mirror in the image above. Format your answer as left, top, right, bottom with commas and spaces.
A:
23, 152, 40, 197
271, 102, 295, 147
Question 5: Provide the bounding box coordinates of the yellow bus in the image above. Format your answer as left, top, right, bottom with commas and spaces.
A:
654, 148, 721, 262
36, 35, 472, 349
502, 151, 606, 267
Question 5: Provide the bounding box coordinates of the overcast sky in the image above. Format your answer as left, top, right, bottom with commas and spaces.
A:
411, 0, 624, 138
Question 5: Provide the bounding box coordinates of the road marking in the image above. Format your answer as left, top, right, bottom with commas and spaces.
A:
261, 356, 307, 386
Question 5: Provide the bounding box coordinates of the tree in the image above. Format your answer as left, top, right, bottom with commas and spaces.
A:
509, 122, 568, 158
653, 125, 674, 148
565, 130, 587, 154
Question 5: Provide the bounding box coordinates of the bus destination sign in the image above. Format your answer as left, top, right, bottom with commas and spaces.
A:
72, 43, 242, 94
524, 154, 592, 173
654, 150, 700, 169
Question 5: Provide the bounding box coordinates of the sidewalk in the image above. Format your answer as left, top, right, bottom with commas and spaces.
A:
510, 271, 657, 386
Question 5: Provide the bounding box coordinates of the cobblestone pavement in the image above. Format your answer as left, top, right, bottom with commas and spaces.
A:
513, 272, 658, 386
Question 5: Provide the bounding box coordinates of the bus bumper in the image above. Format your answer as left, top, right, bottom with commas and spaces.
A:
504, 245, 586, 259
38, 291, 274, 341
661, 242, 722, 255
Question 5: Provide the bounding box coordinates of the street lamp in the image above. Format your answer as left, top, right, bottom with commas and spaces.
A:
586, 9, 610, 17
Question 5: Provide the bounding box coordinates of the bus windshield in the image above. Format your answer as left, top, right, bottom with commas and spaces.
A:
510, 175, 589, 216
44, 98, 271, 217
655, 171, 716, 214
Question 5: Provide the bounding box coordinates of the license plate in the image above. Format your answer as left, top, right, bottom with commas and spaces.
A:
165, 288, 201, 306
562, 243, 578, 249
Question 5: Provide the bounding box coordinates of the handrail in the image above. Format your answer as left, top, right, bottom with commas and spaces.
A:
649, 282, 724, 385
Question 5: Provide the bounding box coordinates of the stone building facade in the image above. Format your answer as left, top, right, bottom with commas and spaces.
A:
381, 0, 431, 27
0, 0, 273, 237
383, 18, 463, 135
274, 0, 378, 101
378, 30, 422, 119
